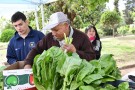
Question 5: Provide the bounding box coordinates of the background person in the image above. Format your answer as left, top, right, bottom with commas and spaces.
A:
85, 25, 102, 59
24, 12, 96, 68
6, 11, 45, 64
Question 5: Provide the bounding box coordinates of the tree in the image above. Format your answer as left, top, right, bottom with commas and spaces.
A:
0, 29, 15, 42
43, 0, 108, 29
124, 0, 135, 11
122, 0, 135, 24
131, 8, 135, 21
123, 9, 134, 24
100, 10, 121, 37
0, 17, 14, 35
22, 0, 109, 29
79, 5, 106, 27
0, 17, 7, 33
25, 11, 37, 29
114, 0, 120, 14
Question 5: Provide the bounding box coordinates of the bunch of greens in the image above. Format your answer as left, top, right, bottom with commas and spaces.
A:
0, 66, 7, 90
33, 46, 129, 90
0, 72, 3, 90
64, 33, 73, 44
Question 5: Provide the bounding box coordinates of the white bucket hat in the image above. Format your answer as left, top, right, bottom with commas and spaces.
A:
44, 12, 69, 30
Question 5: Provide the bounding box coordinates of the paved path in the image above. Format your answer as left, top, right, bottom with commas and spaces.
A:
120, 64, 135, 76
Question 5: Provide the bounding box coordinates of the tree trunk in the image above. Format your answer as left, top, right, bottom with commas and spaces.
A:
113, 28, 115, 37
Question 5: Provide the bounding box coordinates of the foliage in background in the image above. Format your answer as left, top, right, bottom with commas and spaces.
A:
1, 0, 134, 37
122, 0, 135, 25
30, 0, 108, 29
123, 10, 134, 25
117, 25, 129, 36
129, 24, 135, 34
75, 5, 106, 28
114, 0, 120, 14
100, 10, 121, 36
0, 17, 13, 35
0, 17, 6, 32
25, 11, 37, 30
22, 0, 135, 37
124, 0, 135, 11
96, 28, 105, 37
117, 24, 135, 35
4, 22, 14, 30
102, 28, 113, 36
0, 29, 15, 42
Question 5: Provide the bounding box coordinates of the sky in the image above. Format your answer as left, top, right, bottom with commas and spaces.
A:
0, 4, 38, 19
106, 0, 126, 11
0, 0, 126, 20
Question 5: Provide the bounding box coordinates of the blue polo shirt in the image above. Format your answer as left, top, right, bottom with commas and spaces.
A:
7, 27, 44, 64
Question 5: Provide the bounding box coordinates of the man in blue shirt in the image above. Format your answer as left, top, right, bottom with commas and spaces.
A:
6, 11, 44, 64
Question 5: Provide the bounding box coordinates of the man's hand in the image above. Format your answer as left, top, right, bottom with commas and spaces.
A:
24, 64, 32, 69
62, 44, 76, 53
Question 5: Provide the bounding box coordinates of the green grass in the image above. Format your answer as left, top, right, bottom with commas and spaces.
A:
102, 39, 135, 55
101, 35, 135, 62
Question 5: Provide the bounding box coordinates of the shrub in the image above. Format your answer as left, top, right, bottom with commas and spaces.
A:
0, 29, 15, 42
117, 26, 129, 36
131, 30, 135, 34
103, 28, 113, 36
129, 24, 135, 34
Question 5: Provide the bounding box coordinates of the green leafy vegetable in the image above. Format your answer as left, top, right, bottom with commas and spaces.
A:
32, 46, 129, 90
0, 66, 7, 90
64, 33, 73, 44
79, 86, 95, 90
118, 82, 129, 90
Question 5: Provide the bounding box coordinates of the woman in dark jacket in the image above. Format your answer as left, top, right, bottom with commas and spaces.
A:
85, 25, 102, 59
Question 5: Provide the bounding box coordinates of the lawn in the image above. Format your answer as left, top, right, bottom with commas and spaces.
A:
101, 35, 135, 67
0, 42, 8, 63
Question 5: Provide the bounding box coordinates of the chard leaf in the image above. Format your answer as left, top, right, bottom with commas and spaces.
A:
104, 84, 116, 90
99, 54, 121, 80
89, 60, 102, 73
33, 54, 42, 81
110, 67, 121, 80
33, 46, 64, 90
90, 60, 106, 77
79, 86, 95, 90
70, 81, 84, 90
60, 53, 82, 76
118, 82, 129, 90
92, 79, 102, 85
60, 53, 82, 90
33, 54, 45, 90
100, 77, 115, 83
83, 74, 103, 84
99, 54, 115, 74
99, 54, 119, 76
76, 60, 95, 82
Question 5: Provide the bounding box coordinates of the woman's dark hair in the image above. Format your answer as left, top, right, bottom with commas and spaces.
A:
11, 11, 26, 23
85, 25, 100, 40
